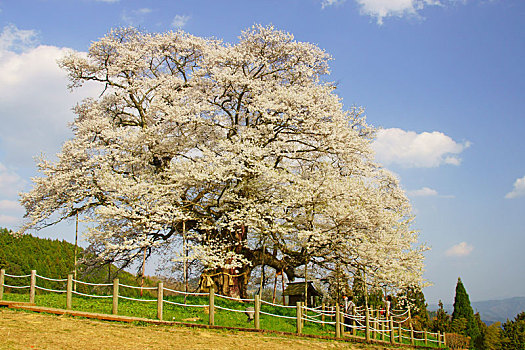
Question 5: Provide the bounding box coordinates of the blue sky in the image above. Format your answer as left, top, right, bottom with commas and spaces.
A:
0, 0, 523, 305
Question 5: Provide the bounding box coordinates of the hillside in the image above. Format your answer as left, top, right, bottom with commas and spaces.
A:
0, 227, 154, 295
472, 297, 525, 325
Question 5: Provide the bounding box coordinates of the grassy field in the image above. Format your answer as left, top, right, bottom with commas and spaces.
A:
1, 308, 419, 350
2, 291, 441, 348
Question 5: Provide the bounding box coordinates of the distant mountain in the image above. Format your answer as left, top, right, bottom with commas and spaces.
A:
472, 297, 525, 325
430, 297, 525, 325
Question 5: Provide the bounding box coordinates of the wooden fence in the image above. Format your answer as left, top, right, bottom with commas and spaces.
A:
0, 269, 446, 347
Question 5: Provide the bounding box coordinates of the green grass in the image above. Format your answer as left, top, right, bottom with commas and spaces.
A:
2, 291, 442, 348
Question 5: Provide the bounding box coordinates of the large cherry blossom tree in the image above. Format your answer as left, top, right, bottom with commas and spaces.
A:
21, 26, 427, 298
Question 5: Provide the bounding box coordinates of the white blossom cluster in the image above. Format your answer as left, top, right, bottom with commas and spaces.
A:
20, 25, 428, 294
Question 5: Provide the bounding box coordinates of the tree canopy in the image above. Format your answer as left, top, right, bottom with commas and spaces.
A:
21, 25, 427, 297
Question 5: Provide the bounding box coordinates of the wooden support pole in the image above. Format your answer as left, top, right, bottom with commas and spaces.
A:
365, 306, 370, 342
398, 325, 402, 343
381, 314, 386, 341
390, 317, 395, 344
438, 331, 441, 347
254, 294, 260, 330
296, 301, 302, 334
443, 332, 447, 348
29, 270, 36, 304
209, 284, 215, 326
340, 306, 345, 338
335, 303, 341, 338
66, 274, 73, 310
157, 282, 163, 320
321, 303, 325, 327
301, 302, 305, 329
424, 329, 428, 345
352, 305, 357, 336
0, 269, 4, 300
410, 326, 415, 345
112, 278, 119, 315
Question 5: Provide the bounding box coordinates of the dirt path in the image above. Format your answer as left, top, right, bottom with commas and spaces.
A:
0, 309, 408, 350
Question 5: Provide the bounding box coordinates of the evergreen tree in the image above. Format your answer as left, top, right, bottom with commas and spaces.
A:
431, 300, 451, 333
452, 277, 481, 349
501, 312, 525, 350
482, 322, 502, 350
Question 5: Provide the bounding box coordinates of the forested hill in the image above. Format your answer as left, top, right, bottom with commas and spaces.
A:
0, 227, 76, 278
0, 227, 148, 289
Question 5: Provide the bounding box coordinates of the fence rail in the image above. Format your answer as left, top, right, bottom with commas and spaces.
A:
0, 269, 445, 348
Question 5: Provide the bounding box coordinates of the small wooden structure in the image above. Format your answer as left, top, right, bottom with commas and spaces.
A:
283, 281, 322, 306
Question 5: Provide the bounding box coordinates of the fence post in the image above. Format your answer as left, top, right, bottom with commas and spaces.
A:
424, 329, 428, 345
381, 314, 385, 341
352, 305, 357, 336
112, 278, 119, 315
390, 316, 394, 344
410, 326, 415, 345
157, 282, 163, 320
321, 302, 325, 327
0, 269, 4, 300
296, 301, 302, 334
66, 274, 73, 310
365, 306, 370, 342
398, 324, 402, 344
442, 332, 447, 348
29, 270, 36, 304
208, 284, 215, 326
335, 303, 341, 338
254, 294, 260, 330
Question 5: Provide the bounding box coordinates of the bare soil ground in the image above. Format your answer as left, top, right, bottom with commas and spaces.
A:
0, 308, 409, 350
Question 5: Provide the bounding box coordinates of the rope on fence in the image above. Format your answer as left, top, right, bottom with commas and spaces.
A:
35, 274, 67, 282
4, 273, 31, 278
303, 315, 336, 325
394, 316, 411, 323
72, 290, 112, 298
163, 299, 207, 308
163, 287, 208, 296
215, 293, 254, 302
119, 283, 158, 290
3, 283, 30, 289
35, 285, 66, 293
72, 279, 113, 287
340, 321, 363, 329
260, 299, 297, 308
118, 295, 157, 302
259, 310, 297, 320
392, 309, 409, 317
214, 304, 248, 313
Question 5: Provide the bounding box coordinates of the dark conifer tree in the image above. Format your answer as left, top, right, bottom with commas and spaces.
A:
452, 277, 481, 349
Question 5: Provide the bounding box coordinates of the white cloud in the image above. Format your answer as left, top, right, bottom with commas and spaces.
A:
322, 0, 348, 9
445, 242, 474, 257
355, 0, 443, 24
505, 175, 525, 199
0, 25, 99, 168
372, 128, 470, 168
0, 23, 37, 52
121, 8, 153, 25
0, 163, 26, 198
0, 199, 23, 212
136, 8, 152, 14
0, 214, 20, 226
408, 187, 438, 197
172, 15, 190, 28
